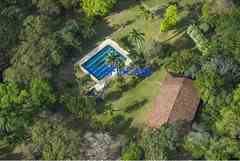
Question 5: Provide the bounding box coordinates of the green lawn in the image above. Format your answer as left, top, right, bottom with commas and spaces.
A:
110, 68, 167, 127
96, 68, 166, 128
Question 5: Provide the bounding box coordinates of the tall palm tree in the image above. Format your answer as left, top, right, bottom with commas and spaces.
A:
106, 51, 124, 76
106, 52, 118, 66
115, 59, 125, 76
128, 28, 145, 51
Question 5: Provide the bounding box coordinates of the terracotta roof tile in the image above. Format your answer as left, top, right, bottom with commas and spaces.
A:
148, 73, 200, 128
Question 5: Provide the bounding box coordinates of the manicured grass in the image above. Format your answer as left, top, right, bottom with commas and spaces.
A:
96, 68, 167, 128
110, 68, 167, 127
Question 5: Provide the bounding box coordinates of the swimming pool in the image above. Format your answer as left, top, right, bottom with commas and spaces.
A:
82, 45, 127, 80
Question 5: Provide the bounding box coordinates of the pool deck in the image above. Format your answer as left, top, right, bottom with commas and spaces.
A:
76, 39, 132, 83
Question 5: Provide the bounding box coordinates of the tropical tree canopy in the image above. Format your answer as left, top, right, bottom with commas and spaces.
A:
0, 79, 55, 141
31, 120, 82, 160
142, 124, 180, 160
81, 0, 117, 17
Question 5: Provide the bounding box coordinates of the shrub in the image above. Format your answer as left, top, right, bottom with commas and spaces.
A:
125, 76, 140, 89
141, 124, 180, 160
160, 5, 177, 32
31, 120, 82, 160
81, 0, 117, 17
109, 76, 127, 92
61, 95, 96, 121
165, 49, 200, 78
201, 1, 210, 21
184, 131, 210, 159
187, 24, 209, 55
121, 143, 143, 160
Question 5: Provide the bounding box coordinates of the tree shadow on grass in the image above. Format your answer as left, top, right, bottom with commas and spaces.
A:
124, 99, 148, 113
0, 153, 25, 160
176, 15, 197, 31
154, 5, 166, 18
120, 19, 135, 29
173, 34, 195, 50
81, 21, 116, 53
109, 114, 140, 140
161, 29, 186, 44
0, 144, 24, 160
114, 0, 141, 14
105, 90, 123, 102
110, 115, 134, 134
119, 35, 135, 50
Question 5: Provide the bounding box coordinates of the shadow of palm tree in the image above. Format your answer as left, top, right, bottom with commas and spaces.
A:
161, 28, 186, 44
154, 5, 166, 18
0, 144, 24, 160
114, 0, 141, 13
124, 99, 148, 113
106, 90, 123, 102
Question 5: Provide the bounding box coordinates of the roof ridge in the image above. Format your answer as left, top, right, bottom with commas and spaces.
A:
166, 78, 186, 123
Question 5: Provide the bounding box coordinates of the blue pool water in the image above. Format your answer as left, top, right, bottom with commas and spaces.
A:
82, 45, 127, 80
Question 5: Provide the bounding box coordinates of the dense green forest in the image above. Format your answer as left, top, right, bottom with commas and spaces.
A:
1, 0, 240, 160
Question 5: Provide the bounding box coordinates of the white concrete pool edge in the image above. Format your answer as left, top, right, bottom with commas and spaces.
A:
75, 39, 132, 85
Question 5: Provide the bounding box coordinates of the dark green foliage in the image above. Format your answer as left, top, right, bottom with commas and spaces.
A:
0, 79, 56, 142
77, 75, 92, 95
0, 1, 33, 75
194, 54, 240, 128
81, 0, 117, 17
166, 49, 200, 78
107, 114, 132, 135
211, 9, 240, 61
0, 0, 32, 52
215, 85, 240, 138
205, 137, 240, 160
2, 0, 116, 83
61, 94, 96, 121
184, 7, 240, 160
184, 131, 210, 159
121, 143, 143, 160
129, 51, 146, 68
144, 41, 173, 68
4, 15, 63, 82
184, 131, 240, 160
57, 20, 82, 52
141, 124, 180, 160
31, 120, 82, 160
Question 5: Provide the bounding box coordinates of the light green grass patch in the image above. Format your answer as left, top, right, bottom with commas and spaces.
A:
96, 68, 167, 128
111, 68, 167, 127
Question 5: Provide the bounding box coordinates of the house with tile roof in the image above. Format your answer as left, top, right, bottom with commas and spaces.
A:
148, 73, 200, 128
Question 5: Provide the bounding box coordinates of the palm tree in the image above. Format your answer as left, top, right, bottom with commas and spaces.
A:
106, 52, 118, 66
115, 60, 125, 76
106, 51, 124, 76
128, 28, 145, 51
